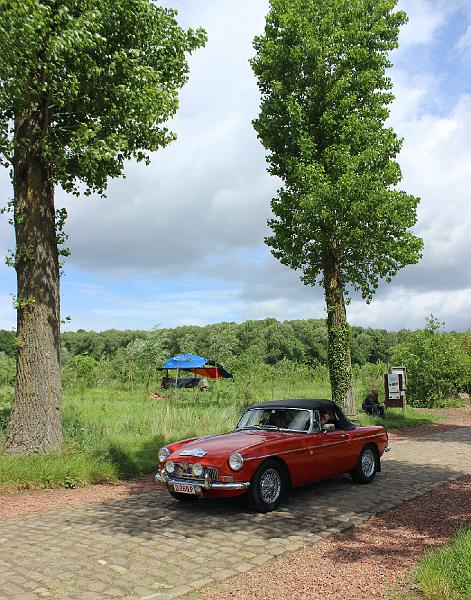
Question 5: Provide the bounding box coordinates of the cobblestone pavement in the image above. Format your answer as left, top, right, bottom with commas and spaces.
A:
0, 427, 469, 600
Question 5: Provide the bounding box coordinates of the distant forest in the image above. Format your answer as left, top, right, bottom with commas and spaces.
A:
2, 319, 471, 402
0, 318, 413, 366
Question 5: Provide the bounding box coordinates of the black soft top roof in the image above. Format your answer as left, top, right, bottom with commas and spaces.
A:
250, 398, 355, 430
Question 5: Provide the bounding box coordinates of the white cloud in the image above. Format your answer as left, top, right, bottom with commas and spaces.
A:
62, 283, 245, 331
394, 95, 471, 289
54, 0, 273, 277
456, 24, 471, 57
1, 0, 471, 332
348, 287, 471, 331
390, 69, 436, 122
397, 0, 448, 51
0, 173, 14, 255
0, 292, 14, 330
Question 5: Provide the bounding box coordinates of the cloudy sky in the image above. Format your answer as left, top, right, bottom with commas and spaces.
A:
1, 0, 470, 332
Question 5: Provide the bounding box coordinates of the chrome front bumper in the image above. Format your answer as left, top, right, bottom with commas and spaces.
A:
155, 470, 250, 492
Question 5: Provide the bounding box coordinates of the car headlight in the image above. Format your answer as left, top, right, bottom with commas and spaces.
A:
229, 452, 244, 471
165, 460, 175, 474
192, 463, 203, 477
158, 447, 170, 462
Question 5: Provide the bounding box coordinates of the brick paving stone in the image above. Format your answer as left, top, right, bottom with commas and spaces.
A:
212, 570, 236, 581
234, 563, 254, 573
252, 554, 272, 565
168, 585, 194, 597
190, 578, 215, 590
103, 589, 125, 597
0, 427, 470, 599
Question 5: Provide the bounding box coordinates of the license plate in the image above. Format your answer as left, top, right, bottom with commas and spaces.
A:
173, 483, 196, 494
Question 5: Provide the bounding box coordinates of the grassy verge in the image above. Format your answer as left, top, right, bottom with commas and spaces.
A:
357, 406, 442, 430
0, 377, 445, 490
396, 528, 471, 600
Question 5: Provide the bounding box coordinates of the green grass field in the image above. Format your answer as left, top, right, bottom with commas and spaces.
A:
0, 374, 441, 490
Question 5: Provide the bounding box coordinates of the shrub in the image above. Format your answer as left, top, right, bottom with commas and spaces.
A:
391, 317, 471, 407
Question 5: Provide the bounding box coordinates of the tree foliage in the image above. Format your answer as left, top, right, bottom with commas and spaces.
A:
251, 0, 422, 296
0, 353, 16, 387
0, 319, 427, 372
0, 0, 206, 192
0, 330, 16, 357
251, 0, 423, 409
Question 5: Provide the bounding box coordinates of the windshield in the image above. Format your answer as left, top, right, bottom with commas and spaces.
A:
236, 408, 311, 432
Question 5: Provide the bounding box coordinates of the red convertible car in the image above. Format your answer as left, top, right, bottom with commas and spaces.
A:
156, 399, 390, 512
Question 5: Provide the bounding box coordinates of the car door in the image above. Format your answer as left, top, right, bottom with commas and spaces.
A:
310, 429, 352, 479
279, 431, 323, 487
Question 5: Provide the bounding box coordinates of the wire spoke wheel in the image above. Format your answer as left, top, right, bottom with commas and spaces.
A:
351, 444, 378, 484
361, 448, 376, 478
259, 468, 282, 504
246, 459, 286, 512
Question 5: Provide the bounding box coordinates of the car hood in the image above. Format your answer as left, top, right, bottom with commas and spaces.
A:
170, 429, 286, 462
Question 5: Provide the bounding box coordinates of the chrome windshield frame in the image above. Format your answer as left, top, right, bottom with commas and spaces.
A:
236, 407, 317, 434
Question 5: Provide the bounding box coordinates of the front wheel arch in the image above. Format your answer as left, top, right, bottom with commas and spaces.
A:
263, 455, 292, 490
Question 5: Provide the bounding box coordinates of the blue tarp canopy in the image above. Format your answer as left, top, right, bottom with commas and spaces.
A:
162, 353, 208, 370
160, 353, 233, 379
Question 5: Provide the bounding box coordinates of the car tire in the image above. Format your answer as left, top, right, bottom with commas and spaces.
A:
351, 444, 378, 484
245, 459, 286, 513
169, 491, 199, 502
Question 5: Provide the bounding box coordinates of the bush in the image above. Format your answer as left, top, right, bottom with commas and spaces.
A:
391, 317, 471, 407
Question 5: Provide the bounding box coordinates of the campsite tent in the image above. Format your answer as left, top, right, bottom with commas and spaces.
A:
159, 354, 233, 387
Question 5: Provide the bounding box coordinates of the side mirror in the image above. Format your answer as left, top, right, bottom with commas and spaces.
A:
322, 423, 335, 433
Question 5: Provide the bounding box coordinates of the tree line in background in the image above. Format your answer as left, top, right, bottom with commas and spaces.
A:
1, 317, 407, 364
1, 317, 470, 406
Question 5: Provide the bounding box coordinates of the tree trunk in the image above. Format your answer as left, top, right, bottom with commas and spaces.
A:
4, 112, 62, 455
323, 247, 355, 415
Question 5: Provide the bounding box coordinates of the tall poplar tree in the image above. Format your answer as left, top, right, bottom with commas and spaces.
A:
0, 0, 206, 454
251, 0, 423, 411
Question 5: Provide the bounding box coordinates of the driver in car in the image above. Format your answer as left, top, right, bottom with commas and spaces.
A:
319, 410, 335, 429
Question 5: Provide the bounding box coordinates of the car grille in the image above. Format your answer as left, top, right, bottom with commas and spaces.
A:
173, 462, 218, 482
